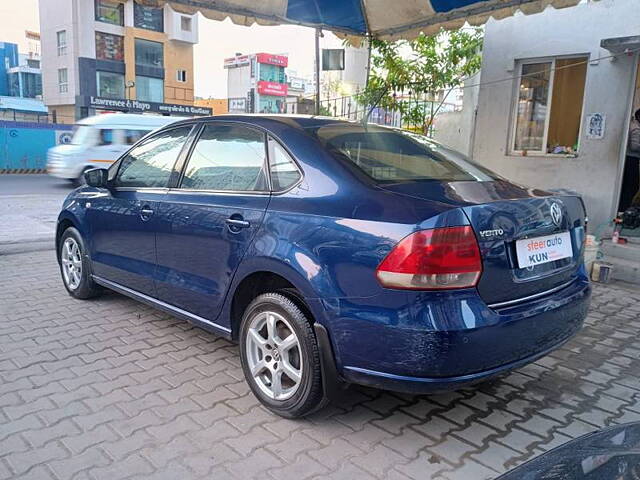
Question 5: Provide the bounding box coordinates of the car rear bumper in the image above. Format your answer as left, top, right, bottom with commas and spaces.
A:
323, 275, 590, 393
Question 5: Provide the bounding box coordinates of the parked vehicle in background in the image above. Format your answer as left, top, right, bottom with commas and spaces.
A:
55, 115, 591, 418
47, 113, 186, 185
498, 422, 640, 479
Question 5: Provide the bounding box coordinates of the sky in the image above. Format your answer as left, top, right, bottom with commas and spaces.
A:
1, 1, 342, 99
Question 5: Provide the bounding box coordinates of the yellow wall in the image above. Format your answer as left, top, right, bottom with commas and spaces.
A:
194, 98, 228, 115
123, 26, 194, 105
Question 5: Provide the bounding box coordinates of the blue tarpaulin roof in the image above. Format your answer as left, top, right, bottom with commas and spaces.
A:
143, 0, 583, 40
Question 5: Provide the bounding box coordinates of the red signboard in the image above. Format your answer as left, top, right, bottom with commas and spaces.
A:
257, 81, 288, 97
256, 53, 288, 68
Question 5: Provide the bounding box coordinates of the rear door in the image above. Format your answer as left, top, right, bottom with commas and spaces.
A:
86, 125, 194, 296
154, 123, 271, 320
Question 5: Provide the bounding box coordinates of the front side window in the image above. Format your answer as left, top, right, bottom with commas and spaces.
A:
135, 38, 163, 68
309, 124, 497, 183
135, 75, 164, 102
269, 139, 301, 191
58, 68, 68, 93
512, 56, 587, 154
181, 124, 267, 192
98, 129, 114, 146
95, 0, 124, 25
95, 32, 124, 62
115, 127, 191, 188
56, 30, 67, 56
96, 71, 124, 98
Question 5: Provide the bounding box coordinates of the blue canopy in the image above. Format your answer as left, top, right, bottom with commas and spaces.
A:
146, 0, 582, 40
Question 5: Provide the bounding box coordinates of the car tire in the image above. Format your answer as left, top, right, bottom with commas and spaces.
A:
59, 227, 101, 299
239, 292, 325, 418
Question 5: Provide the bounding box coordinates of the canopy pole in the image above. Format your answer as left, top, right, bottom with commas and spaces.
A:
365, 34, 372, 89
315, 27, 321, 115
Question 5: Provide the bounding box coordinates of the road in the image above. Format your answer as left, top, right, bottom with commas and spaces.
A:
0, 174, 74, 253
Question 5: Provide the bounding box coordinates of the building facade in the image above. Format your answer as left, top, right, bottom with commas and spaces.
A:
39, 0, 210, 123
225, 53, 289, 114
0, 38, 43, 99
470, 0, 640, 229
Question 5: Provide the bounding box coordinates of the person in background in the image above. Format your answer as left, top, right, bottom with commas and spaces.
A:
630, 108, 640, 206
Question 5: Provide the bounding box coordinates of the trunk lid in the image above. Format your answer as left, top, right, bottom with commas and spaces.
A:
379, 180, 587, 305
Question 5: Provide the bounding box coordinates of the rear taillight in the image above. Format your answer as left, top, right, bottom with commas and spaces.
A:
376, 226, 482, 290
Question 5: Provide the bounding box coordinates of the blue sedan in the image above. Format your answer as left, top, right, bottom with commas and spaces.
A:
56, 115, 591, 417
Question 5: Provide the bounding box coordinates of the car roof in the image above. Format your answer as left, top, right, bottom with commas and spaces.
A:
170, 114, 366, 131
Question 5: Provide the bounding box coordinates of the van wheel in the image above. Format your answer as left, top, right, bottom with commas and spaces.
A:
59, 227, 101, 299
239, 293, 324, 418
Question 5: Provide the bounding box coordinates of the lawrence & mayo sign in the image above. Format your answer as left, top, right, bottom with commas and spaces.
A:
78, 96, 212, 116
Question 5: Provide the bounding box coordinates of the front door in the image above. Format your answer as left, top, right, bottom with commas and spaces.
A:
155, 123, 271, 320
87, 125, 194, 296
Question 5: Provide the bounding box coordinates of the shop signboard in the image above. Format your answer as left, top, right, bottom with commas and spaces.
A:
257, 81, 288, 97
228, 97, 247, 112
224, 55, 251, 69
256, 53, 288, 68
78, 96, 212, 116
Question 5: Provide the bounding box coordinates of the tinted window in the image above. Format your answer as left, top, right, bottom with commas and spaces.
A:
98, 129, 114, 146
269, 139, 301, 191
181, 125, 267, 192
135, 38, 163, 68
309, 125, 498, 183
115, 127, 191, 188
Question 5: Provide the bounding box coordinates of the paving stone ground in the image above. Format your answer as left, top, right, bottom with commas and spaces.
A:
1, 249, 640, 480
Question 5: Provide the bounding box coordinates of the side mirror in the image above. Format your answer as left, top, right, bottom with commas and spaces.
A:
84, 168, 109, 188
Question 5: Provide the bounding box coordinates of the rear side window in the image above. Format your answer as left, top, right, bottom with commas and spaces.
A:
115, 126, 191, 188
309, 124, 498, 183
268, 138, 301, 191
180, 124, 268, 192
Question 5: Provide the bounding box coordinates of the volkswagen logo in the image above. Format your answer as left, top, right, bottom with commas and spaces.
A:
550, 202, 563, 227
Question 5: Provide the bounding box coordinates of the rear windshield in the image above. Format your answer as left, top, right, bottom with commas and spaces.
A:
308, 124, 498, 183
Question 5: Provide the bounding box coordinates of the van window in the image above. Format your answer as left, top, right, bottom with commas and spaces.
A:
125, 129, 148, 145
70, 126, 96, 145
98, 129, 114, 146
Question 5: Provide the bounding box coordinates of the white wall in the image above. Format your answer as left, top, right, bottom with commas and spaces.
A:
433, 73, 480, 156
473, 0, 640, 228
39, 0, 77, 106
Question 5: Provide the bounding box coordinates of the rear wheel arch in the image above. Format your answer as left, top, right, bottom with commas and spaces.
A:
229, 271, 315, 341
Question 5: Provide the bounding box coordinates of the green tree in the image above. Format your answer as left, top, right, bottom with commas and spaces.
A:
359, 28, 483, 134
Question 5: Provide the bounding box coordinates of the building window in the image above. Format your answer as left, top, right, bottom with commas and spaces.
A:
136, 75, 163, 102
95, 32, 124, 61
133, 1, 164, 32
97, 71, 124, 98
95, 0, 124, 26
176, 70, 187, 82
58, 68, 68, 93
56, 30, 67, 56
181, 16, 192, 32
135, 38, 163, 68
512, 56, 588, 155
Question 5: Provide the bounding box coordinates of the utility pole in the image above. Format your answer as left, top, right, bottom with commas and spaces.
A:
315, 28, 320, 115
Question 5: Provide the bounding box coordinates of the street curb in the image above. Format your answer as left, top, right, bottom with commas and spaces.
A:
0, 169, 47, 174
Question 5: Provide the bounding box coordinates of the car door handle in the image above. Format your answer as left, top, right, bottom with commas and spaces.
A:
225, 218, 250, 229
140, 206, 154, 221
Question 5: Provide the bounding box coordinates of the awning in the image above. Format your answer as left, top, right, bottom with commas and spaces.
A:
138, 0, 582, 41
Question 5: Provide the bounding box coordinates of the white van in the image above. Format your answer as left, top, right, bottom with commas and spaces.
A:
47, 113, 187, 184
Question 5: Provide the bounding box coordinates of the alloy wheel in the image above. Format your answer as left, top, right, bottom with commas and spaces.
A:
61, 237, 82, 290
245, 310, 303, 401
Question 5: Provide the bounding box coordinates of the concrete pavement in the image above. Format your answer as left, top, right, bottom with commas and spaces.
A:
0, 175, 73, 252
